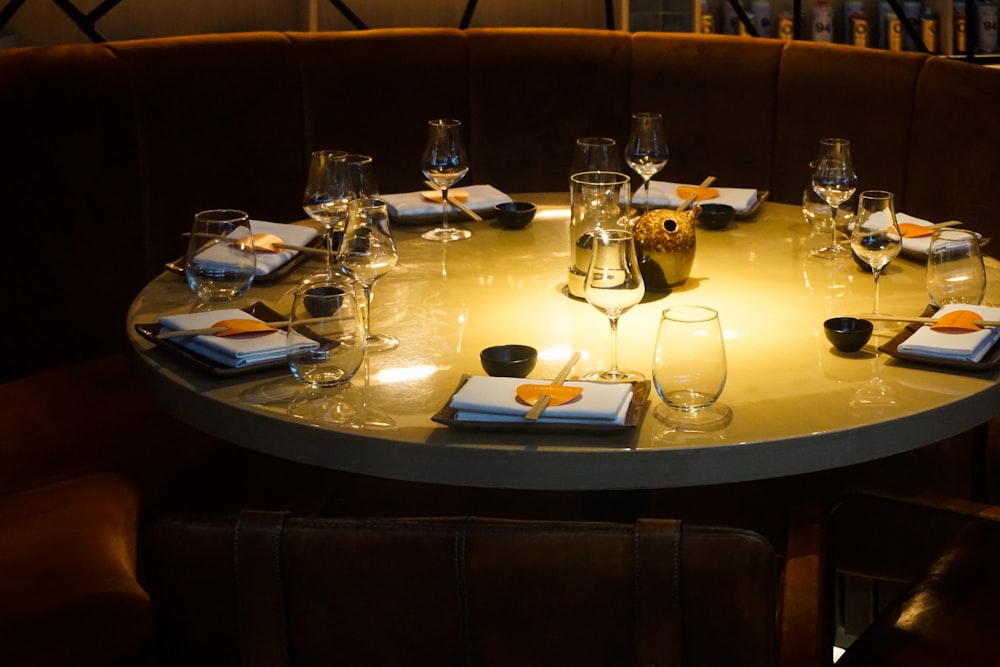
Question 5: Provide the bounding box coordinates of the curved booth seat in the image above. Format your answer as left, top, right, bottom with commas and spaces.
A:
3, 28, 1000, 665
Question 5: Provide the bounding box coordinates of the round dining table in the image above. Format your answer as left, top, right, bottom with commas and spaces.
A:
126, 193, 1000, 491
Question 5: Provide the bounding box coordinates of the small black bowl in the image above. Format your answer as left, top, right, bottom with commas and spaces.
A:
697, 203, 736, 230
494, 201, 537, 229
480, 344, 538, 378
823, 317, 874, 353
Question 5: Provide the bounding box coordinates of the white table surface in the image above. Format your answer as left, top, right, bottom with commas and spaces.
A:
126, 193, 1000, 490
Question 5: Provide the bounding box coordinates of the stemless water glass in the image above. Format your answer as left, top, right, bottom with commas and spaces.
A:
570, 136, 621, 175
184, 209, 256, 304
625, 112, 669, 215
927, 228, 987, 306
582, 228, 645, 382
302, 149, 350, 273
652, 305, 730, 431
286, 275, 366, 389
421, 118, 471, 242
851, 190, 902, 316
811, 138, 858, 259
338, 197, 399, 351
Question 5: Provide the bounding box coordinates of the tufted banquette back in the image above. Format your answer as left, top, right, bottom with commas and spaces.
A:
3, 27, 1000, 380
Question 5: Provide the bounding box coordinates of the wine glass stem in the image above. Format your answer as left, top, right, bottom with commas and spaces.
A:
872, 268, 882, 315
362, 284, 374, 339
441, 186, 450, 231
643, 179, 651, 215
325, 227, 336, 272
608, 316, 620, 374
829, 206, 839, 251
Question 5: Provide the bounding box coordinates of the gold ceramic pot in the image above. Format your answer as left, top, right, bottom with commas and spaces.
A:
632, 207, 699, 291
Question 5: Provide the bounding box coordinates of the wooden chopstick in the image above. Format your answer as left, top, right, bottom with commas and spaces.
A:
862, 315, 1000, 327
423, 180, 484, 222
676, 176, 717, 212
525, 351, 581, 421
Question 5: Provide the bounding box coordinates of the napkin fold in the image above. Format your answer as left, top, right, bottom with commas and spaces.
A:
897, 304, 1000, 362
449, 375, 633, 424
633, 181, 758, 214
158, 309, 291, 368
192, 220, 319, 277
381, 185, 512, 219
896, 213, 980, 258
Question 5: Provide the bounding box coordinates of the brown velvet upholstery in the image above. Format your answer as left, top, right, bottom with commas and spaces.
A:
144, 514, 780, 667
0, 474, 150, 667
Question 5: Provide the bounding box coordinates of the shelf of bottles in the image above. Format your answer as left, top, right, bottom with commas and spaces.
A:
630, 0, 1000, 58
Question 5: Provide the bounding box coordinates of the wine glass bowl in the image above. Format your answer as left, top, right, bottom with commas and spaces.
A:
302, 149, 350, 273
338, 197, 399, 352
421, 118, 471, 242
625, 112, 669, 215
850, 190, 901, 316
581, 228, 645, 383
810, 138, 857, 259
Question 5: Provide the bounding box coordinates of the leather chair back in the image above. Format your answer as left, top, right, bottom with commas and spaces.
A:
143, 513, 779, 667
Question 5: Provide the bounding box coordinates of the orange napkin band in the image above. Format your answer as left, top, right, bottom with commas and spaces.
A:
897, 222, 934, 238
515, 384, 583, 407
421, 189, 470, 203
930, 310, 983, 333
676, 185, 720, 201
210, 319, 278, 338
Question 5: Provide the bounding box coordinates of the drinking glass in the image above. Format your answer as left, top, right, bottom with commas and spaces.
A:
338, 197, 399, 351
581, 228, 645, 382
184, 209, 256, 304
927, 228, 987, 306
302, 149, 350, 273
625, 112, 669, 215
652, 305, 730, 431
810, 138, 858, 259
286, 275, 366, 389
420, 119, 471, 242
851, 190, 901, 316
568, 171, 631, 299
570, 137, 621, 174
346, 153, 379, 199
802, 187, 833, 234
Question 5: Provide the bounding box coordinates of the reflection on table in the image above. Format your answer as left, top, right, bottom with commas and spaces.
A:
126, 194, 1000, 491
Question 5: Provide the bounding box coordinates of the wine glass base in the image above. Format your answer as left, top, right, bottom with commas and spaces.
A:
366, 333, 399, 352
653, 402, 733, 432
580, 368, 645, 383
810, 245, 850, 260
422, 226, 471, 242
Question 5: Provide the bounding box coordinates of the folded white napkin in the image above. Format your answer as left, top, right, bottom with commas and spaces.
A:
192, 220, 319, 277
896, 304, 1000, 362
449, 375, 633, 424
158, 309, 290, 368
633, 181, 758, 214
896, 213, 980, 258
381, 185, 512, 218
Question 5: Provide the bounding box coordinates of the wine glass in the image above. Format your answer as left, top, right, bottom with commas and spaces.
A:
851, 190, 901, 317
346, 153, 379, 199
810, 138, 857, 259
286, 274, 366, 390
184, 209, 256, 305
420, 118, 471, 242
570, 136, 620, 175
302, 149, 350, 273
581, 228, 645, 382
652, 305, 731, 431
338, 197, 399, 351
625, 112, 669, 215
927, 228, 987, 307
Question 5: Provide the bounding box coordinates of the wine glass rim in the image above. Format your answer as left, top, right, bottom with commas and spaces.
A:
575, 136, 616, 146
311, 149, 348, 160
662, 305, 719, 322
594, 228, 633, 241
194, 208, 249, 223
429, 118, 462, 127
570, 170, 630, 185
631, 111, 662, 119
820, 137, 851, 146
859, 189, 893, 200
